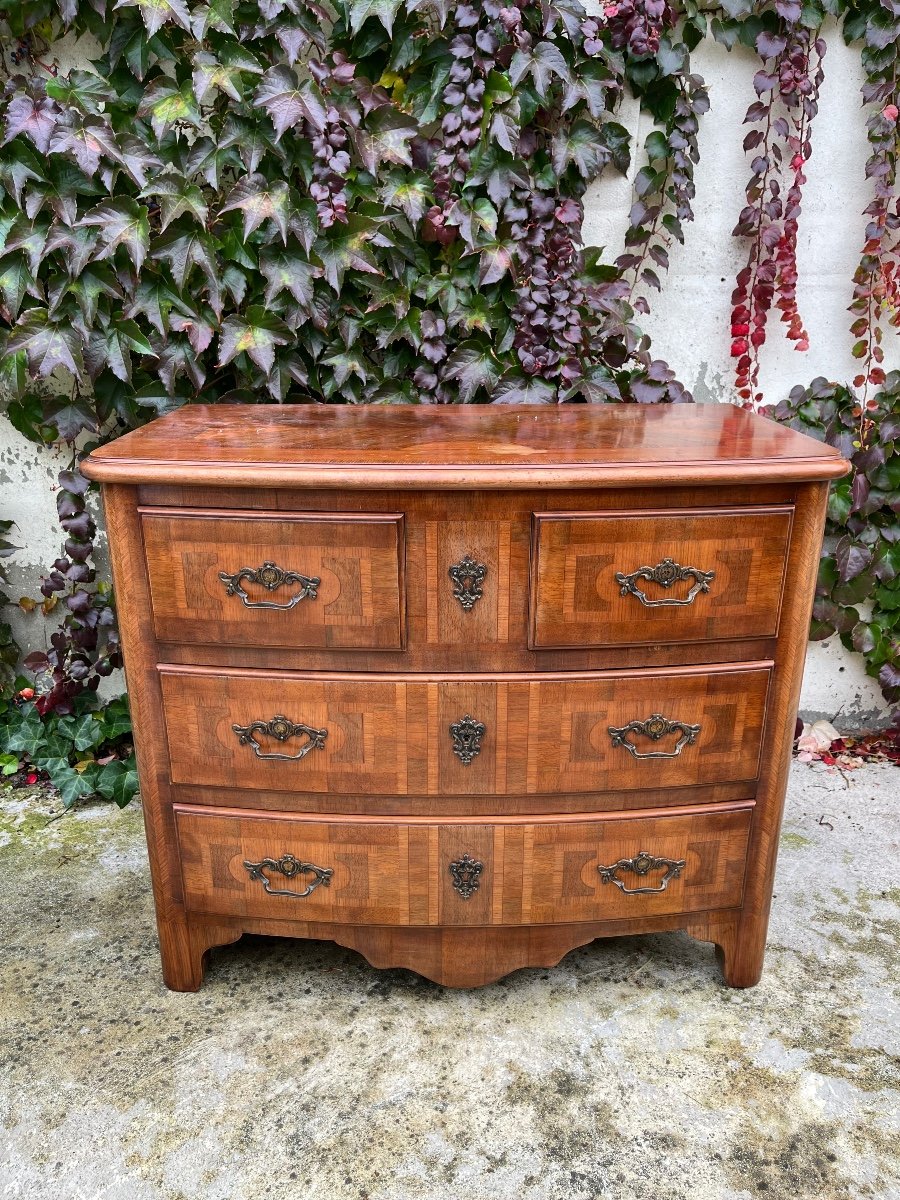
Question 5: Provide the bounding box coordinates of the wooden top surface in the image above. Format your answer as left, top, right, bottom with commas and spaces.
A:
81, 403, 848, 489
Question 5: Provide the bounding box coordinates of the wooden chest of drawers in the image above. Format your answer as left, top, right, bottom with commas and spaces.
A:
82, 404, 846, 990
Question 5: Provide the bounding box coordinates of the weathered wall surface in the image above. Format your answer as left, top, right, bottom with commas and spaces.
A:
0, 23, 893, 727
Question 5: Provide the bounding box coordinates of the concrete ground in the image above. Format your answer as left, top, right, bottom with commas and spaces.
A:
0, 762, 897, 1200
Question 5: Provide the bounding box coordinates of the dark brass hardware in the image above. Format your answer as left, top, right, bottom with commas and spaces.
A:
219, 561, 320, 610
232, 714, 328, 761
598, 851, 686, 894
608, 713, 700, 760
449, 853, 483, 899
449, 555, 487, 611
450, 714, 485, 764
243, 853, 334, 898
615, 558, 714, 607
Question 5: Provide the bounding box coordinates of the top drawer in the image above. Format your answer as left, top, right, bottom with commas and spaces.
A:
141, 508, 404, 650
530, 506, 792, 649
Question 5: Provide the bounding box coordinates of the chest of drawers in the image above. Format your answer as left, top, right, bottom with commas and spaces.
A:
82, 404, 846, 990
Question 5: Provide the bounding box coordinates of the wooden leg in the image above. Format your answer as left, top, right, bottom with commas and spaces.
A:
157, 913, 243, 992
684, 914, 765, 988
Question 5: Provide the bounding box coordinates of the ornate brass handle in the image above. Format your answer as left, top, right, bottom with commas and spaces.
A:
615, 558, 714, 607
243, 853, 333, 898
608, 713, 700, 759
232, 714, 328, 761
219, 561, 320, 610
598, 851, 686, 894
449, 714, 485, 764
449, 555, 487, 610
448, 853, 483, 899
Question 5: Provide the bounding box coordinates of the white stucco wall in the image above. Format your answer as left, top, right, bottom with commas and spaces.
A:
0, 22, 893, 727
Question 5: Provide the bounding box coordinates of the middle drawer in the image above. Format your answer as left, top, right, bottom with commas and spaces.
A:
159, 664, 770, 797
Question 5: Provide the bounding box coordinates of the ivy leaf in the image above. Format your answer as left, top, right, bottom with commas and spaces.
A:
254, 67, 326, 139
492, 373, 557, 404
114, 0, 193, 38
139, 175, 208, 231
116, 134, 164, 188
7, 311, 85, 382
656, 37, 687, 77
45, 70, 112, 114
379, 171, 431, 223
79, 199, 150, 272
489, 108, 521, 154
153, 335, 206, 391
509, 41, 571, 100
835, 536, 874, 583
314, 216, 381, 292
219, 173, 290, 243
0, 254, 38, 320
85, 319, 156, 382
2, 94, 59, 155
137, 79, 202, 139
44, 393, 97, 441
477, 242, 515, 286
349, 0, 403, 34
52, 264, 123, 326
260, 251, 316, 308
756, 31, 788, 58
47, 760, 96, 808
217, 306, 290, 373
551, 119, 610, 179
352, 107, 418, 173
154, 228, 221, 314
192, 51, 250, 105
95, 757, 140, 807
444, 343, 501, 402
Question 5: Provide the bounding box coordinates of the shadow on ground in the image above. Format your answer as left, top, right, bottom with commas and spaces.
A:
1, 762, 898, 1200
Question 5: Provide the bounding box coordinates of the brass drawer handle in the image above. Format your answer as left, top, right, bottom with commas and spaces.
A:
450, 714, 485, 764
598, 851, 686, 894
608, 713, 700, 759
232, 714, 328, 761
449, 554, 487, 610
449, 853, 483, 899
615, 558, 714, 607
243, 853, 333, 898
219, 561, 320, 609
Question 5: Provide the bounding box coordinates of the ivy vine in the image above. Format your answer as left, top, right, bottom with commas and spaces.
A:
0, 0, 897, 721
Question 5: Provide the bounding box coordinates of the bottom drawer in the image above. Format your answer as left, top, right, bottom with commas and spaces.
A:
175, 803, 751, 927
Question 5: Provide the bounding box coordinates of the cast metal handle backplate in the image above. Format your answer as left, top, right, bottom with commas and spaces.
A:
608, 713, 700, 760
615, 558, 714, 607
243, 854, 333, 898
450, 714, 486, 764
219, 561, 320, 610
232, 714, 328, 761
449, 555, 487, 611
449, 853, 483, 899
598, 851, 686, 894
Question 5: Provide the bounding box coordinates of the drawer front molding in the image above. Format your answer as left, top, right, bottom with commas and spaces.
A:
175, 803, 752, 927
530, 505, 793, 649
141, 507, 405, 650
160, 664, 771, 797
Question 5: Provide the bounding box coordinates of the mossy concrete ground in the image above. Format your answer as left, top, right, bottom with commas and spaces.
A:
0, 761, 898, 1200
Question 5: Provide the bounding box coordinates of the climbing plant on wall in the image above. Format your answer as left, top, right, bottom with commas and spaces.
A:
0, 0, 897, 714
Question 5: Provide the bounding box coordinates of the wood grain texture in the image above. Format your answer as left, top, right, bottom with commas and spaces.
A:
158, 663, 771, 796
81, 404, 848, 489
174, 802, 752, 928
530, 506, 792, 648
141, 508, 404, 650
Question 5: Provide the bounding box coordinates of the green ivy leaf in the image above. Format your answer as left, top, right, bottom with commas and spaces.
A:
140, 175, 208, 231
95, 756, 140, 807
314, 216, 382, 292
137, 79, 202, 139
254, 67, 326, 139
217, 306, 291, 373
7, 311, 85, 382
79, 199, 150, 272
349, 0, 404, 35
492, 373, 556, 404
352, 107, 418, 173
444, 342, 501, 403
551, 119, 610, 180
260, 251, 316, 308
219, 173, 290, 243
114, 0, 193, 39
